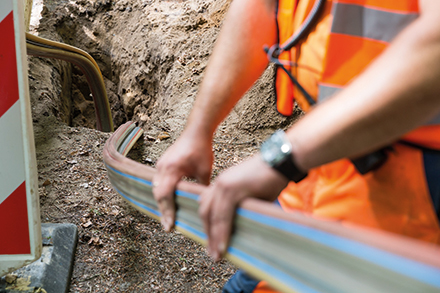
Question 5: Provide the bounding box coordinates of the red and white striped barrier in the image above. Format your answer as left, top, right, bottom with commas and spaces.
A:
0, 0, 41, 276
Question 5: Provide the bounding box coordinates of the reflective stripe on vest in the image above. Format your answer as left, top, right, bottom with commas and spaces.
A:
318, 1, 440, 128
317, 83, 341, 102
320, 1, 419, 92
330, 4, 418, 43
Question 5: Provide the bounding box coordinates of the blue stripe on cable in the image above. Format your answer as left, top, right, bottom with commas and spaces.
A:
107, 164, 200, 201
106, 164, 153, 187
228, 247, 320, 293
107, 164, 440, 288
175, 220, 206, 241
238, 208, 440, 288
115, 184, 204, 240
176, 190, 199, 201
114, 185, 160, 217
112, 184, 318, 293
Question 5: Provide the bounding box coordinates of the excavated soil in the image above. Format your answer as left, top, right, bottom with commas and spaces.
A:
27, 0, 301, 292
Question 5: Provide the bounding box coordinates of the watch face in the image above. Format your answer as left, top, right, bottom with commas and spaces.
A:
261, 130, 292, 166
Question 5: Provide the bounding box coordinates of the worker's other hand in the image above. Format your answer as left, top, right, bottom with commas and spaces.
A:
199, 155, 289, 261
153, 132, 213, 232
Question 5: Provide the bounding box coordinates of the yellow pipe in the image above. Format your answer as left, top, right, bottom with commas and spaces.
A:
26, 33, 114, 132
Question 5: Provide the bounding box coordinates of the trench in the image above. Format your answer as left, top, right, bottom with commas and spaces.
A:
30, 0, 298, 139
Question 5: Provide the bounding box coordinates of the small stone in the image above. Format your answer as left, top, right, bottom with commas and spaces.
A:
5, 274, 17, 284
80, 183, 89, 189
145, 135, 156, 141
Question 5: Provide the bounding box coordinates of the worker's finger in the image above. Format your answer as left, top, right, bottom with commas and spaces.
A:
200, 180, 237, 261
199, 186, 217, 257
153, 171, 181, 232
208, 195, 235, 261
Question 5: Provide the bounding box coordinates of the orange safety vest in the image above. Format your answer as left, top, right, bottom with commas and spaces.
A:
274, 0, 440, 243
275, 0, 440, 148
253, 2, 440, 292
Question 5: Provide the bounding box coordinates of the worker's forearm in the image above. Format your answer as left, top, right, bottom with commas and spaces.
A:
184, 0, 277, 138
289, 10, 440, 171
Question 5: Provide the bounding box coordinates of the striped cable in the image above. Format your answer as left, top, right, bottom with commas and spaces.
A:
103, 122, 440, 293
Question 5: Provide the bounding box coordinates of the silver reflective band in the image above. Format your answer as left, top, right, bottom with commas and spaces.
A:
318, 83, 440, 127
331, 3, 418, 43
318, 84, 342, 102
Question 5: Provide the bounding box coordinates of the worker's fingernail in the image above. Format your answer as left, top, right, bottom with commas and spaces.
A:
161, 218, 167, 230
211, 250, 219, 261
163, 216, 172, 232
166, 216, 172, 227
218, 242, 226, 257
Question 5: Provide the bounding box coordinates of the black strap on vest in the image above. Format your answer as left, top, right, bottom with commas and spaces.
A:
278, 0, 327, 52
264, 0, 326, 106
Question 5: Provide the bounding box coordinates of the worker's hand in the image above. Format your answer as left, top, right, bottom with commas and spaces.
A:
199, 155, 289, 261
153, 132, 213, 232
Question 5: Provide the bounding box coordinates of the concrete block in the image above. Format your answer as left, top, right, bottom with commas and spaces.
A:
0, 223, 77, 293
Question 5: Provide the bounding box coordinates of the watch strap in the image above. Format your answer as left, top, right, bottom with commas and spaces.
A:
273, 155, 308, 183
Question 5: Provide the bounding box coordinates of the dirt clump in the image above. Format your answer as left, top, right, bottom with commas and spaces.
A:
29, 0, 301, 292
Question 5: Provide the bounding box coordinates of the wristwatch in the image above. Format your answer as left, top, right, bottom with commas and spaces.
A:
260, 130, 308, 183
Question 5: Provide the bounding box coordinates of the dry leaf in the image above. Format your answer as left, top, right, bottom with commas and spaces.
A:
79, 150, 89, 156
158, 132, 170, 141
42, 179, 51, 186
88, 236, 102, 246
82, 220, 92, 228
